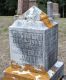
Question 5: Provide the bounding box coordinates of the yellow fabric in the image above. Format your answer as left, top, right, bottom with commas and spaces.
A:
3, 65, 50, 80
40, 12, 53, 28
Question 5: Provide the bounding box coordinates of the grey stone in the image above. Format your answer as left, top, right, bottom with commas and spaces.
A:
9, 6, 58, 71
53, 3, 60, 18
47, 1, 53, 18
9, 21, 58, 70
47, 2, 60, 18
48, 61, 64, 80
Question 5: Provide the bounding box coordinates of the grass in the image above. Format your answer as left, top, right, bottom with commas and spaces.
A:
0, 16, 13, 33
54, 18, 66, 35
2, 27, 8, 32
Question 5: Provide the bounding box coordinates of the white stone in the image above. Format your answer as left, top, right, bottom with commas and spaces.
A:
9, 6, 58, 70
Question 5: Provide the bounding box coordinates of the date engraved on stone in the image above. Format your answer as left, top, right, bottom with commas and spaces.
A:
11, 30, 43, 65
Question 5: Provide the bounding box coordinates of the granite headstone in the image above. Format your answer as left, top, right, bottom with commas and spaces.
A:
47, 1, 53, 18
9, 6, 58, 70
53, 3, 60, 18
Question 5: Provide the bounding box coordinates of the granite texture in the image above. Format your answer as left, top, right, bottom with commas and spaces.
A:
9, 6, 58, 71
9, 20, 58, 70
47, 1, 53, 18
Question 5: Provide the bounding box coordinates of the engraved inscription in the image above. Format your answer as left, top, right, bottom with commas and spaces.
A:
11, 30, 43, 66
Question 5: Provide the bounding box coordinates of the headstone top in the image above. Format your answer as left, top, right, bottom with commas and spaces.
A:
11, 6, 57, 30
10, 19, 48, 30
18, 6, 54, 28
21, 6, 42, 20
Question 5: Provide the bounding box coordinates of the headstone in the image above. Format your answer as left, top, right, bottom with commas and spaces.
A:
9, 6, 58, 70
53, 3, 60, 18
3, 6, 64, 80
47, 1, 53, 18
17, 0, 29, 14
29, 0, 37, 8
47, 1, 60, 18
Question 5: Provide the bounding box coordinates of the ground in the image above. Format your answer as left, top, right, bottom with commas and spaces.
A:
0, 17, 66, 77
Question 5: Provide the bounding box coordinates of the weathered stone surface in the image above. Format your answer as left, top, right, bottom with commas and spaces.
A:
53, 3, 60, 18
47, 1, 60, 18
9, 6, 58, 70
47, 1, 53, 18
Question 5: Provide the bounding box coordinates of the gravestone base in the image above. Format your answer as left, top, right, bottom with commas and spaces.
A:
2, 61, 64, 80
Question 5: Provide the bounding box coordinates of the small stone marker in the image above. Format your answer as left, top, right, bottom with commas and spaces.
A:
47, 1, 53, 18
47, 1, 60, 18
53, 3, 60, 18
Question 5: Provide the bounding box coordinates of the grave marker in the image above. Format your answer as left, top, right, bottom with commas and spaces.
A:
9, 6, 58, 70
47, 1, 53, 18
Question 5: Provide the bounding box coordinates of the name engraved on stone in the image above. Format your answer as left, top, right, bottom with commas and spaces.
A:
11, 30, 43, 66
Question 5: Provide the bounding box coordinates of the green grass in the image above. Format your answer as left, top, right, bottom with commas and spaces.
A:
54, 18, 66, 35
2, 27, 8, 32
0, 16, 13, 33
